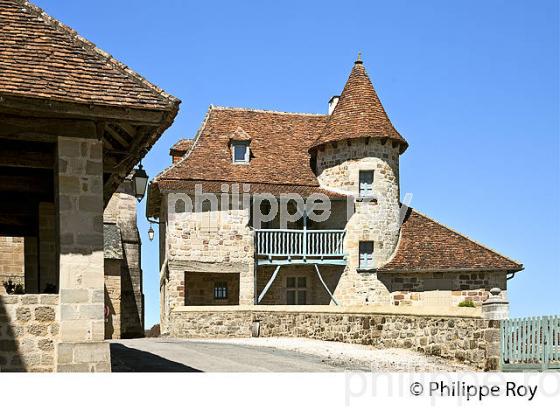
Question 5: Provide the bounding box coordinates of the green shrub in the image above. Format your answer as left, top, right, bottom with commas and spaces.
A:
458, 299, 476, 308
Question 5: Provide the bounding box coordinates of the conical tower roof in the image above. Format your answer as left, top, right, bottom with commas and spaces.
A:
311, 56, 408, 153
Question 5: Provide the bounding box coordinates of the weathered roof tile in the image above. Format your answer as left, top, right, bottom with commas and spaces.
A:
0, 0, 178, 110
379, 210, 523, 273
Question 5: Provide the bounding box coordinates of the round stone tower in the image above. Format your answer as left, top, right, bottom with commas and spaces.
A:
309, 55, 408, 305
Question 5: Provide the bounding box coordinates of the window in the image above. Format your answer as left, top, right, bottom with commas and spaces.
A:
359, 170, 374, 197
232, 141, 250, 163
359, 241, 374, 270
286, 276, 307, 305
214, 282, 228, 299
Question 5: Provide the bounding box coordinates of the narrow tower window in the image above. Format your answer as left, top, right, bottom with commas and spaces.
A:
359, 170, 374, 197
359, 241, 374, 270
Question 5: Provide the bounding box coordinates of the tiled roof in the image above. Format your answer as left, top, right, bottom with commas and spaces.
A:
311, 59, 408, 152
156, 106, 327, 187
0, 0, 178, 110
379, 209, 523, 273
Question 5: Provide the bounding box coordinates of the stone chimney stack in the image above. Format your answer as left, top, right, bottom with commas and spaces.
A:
328, 95, 340, 115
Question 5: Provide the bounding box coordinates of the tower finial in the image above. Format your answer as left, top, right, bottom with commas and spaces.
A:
355, 52, 363, 64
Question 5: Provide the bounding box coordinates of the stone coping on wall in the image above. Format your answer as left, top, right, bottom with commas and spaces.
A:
173, 304, 482, 318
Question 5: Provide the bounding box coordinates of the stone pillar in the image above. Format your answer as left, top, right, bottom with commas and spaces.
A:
55, 137, 110, 372
239, 262, 255, 306
482, 288, 509, 320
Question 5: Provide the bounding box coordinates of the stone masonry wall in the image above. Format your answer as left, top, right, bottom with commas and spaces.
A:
162, 192, 255, 329
0, 294, 59, 372
169, 308, 500, 370
382, 271, 508, 308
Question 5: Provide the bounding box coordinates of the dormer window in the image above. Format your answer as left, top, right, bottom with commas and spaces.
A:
232, 141, 250, 164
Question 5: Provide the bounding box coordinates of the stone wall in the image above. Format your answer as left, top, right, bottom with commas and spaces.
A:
382, 271, 508, 308
0, 237, 24, 295
104, 180, 144, 338
161, 193, 255, 330
0, 294, 59, 372
169, 307, 500, 370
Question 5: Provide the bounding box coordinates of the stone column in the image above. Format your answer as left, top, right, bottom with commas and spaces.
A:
55, 137, 110, 372
482, 288, 510, 320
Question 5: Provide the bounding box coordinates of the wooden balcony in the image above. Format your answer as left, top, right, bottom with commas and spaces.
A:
255, 229, 347, 265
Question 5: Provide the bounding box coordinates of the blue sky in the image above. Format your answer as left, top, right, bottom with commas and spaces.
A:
35, 0, 559, 326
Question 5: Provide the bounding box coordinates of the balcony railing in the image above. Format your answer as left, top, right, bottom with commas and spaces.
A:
255, 229, 346, 262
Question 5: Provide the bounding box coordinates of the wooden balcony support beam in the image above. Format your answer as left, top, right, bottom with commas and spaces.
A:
257, 265, 281, 304
314, 264, 339, 306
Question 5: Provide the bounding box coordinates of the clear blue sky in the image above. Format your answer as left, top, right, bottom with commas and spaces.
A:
35, 0, 559, 327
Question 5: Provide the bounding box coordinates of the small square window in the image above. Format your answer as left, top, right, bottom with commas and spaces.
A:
359, 170, 374, 197
359, 241, 374, 270
232, 142, 249, 163
214, 281, 228, 299
286, 276, 307, 305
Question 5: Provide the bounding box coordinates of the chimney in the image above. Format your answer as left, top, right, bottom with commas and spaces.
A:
328, 95, 340, 115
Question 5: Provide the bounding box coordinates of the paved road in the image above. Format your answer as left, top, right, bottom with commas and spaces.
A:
110, 338, 366, 372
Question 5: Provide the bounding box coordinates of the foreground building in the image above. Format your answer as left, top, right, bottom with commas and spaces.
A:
148, 56, 522, 335
0, 0, 179, 371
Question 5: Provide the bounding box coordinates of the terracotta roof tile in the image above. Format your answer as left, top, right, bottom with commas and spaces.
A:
157, 106, 327, 186
379, 209, 523, 273
0, 0, 178, 110
311, 59, 408, 152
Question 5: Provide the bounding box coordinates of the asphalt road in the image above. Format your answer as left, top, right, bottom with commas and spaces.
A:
110, 338, 365, 372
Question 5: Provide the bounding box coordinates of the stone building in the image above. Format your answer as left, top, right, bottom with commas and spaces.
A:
0, 178, 145, 340
0, 0, 179, 371
148, 56, 522, 335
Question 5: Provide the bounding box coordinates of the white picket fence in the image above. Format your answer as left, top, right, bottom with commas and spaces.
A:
501, 315, 560, 371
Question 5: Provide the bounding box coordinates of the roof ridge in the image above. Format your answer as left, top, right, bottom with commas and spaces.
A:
18, 0, 179, 108
412, 209, 523, 267
211, 105, 325, 117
